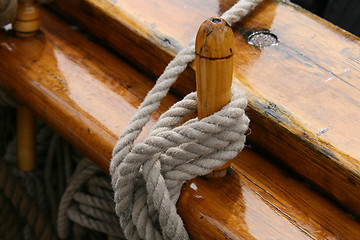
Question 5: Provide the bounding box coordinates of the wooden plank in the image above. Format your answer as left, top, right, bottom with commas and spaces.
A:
48, 0, 360, 216
0, 9, 178, 171
179, 148, 360, 239
0, 7, 360, 239
1, 8, 360, 239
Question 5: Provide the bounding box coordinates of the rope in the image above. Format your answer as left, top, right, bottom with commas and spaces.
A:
0, 0, 17, 27
0, 0, 262, 239
110, 0, 262, 239
57, 158, 125, 239
0, 190, 24, 240
0, 0, 124, 237
0, 84, 125, 239
0, 159, 58, 240
0, 87, 125, 239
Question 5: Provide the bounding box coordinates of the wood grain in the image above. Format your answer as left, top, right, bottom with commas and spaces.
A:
48, 0, 360, 216
0, 10, 178, 171
1, 8, 360, 239
195, 17, 234, 178
13, 0, 40, 171
13, 0, 40, 38
178, 148, 360, 239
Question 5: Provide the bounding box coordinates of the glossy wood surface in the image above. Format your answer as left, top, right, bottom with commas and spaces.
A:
0, 10, 178, 171
13, 0, 40, 171
196, 18, 233, 121
49, 0, 360, 216
13, 0, 40, 38
1, 8, 360, 239
179, 148, 360, 239
196, 18, 234, 178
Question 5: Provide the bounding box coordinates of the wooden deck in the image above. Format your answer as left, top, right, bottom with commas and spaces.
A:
48, 0, 360, 217
0, 0, 360, 239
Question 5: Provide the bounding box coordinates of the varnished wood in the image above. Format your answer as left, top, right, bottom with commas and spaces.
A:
196, 18, 233, 120
16, 106, 35, 171
195, 17, 234, 178
13, 0, 40, 171
178, 148, 360, 239
0, 10, 178, 171
48, 0, 360, 216
1, 8, 360, 239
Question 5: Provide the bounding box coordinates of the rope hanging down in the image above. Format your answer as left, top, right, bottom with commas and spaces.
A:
110, 0, 263, 239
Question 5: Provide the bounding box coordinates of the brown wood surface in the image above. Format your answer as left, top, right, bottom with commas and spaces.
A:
17, 106, 36, 171
0, 10, 178, 171
1, 8, 360, 239
179, 148, 360, 239
48, 0, 360, 216
13, 0, 40, 38
13, 0, 40, 171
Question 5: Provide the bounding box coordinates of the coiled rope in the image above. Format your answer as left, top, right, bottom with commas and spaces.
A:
57, 158, 125, 239
110, 0, 262, 239
0, 0, 262, 239
0, 159, 58, 240
0, 88, 124, 239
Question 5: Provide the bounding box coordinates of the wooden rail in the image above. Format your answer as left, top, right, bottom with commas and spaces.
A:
48, 0, 360, 216
1, 8, 360, 239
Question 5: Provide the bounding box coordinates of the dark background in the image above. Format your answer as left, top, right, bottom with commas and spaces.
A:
292, 0, 360, 37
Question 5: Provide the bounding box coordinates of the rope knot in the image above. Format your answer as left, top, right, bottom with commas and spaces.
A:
111, 1, 263, 238
112, 87, 249, 240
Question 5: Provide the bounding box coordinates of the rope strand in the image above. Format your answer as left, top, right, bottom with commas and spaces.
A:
111, 0, 262, 239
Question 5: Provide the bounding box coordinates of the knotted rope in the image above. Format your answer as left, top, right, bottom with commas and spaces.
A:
110, 0, 262, 239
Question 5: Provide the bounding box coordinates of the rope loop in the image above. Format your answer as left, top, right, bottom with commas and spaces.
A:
111, 0, 263, 239
112, 88, 249, 240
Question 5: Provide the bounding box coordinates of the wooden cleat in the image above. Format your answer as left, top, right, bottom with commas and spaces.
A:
195, 17, 234, 179
13, 0, 40, 38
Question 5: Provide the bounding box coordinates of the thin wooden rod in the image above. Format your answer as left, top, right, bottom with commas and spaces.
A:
13, 0, 40, 38
195, 17, 234, 178
13, 0, 40, 171
17, 106, 36, 171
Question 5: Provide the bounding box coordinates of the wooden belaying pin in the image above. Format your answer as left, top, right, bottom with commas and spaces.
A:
17, 106, 36, 171
13, 0, 40, 171
195, 17, 234, 178
13, 0, 40, 38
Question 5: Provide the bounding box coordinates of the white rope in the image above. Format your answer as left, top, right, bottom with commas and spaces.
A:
110, 0, 262, 239
0, 1, 262, 239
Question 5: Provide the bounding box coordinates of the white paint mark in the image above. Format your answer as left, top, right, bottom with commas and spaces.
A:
0, 42, 13, 51
3, 23, 12, 31
325, 68, 351, 82
325, 76, 333, 82
316, 128, 329, 136
190, 183, 198, 191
